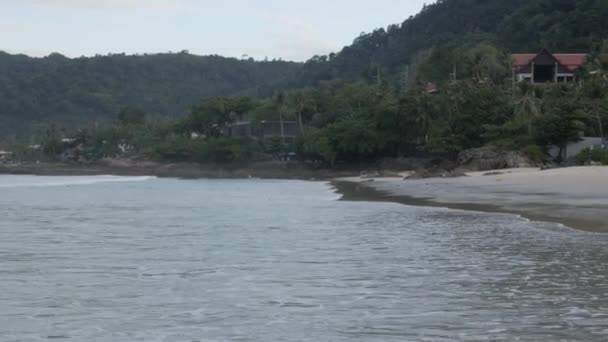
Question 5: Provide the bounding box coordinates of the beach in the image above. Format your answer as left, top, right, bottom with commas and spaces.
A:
334, 166, 608, 232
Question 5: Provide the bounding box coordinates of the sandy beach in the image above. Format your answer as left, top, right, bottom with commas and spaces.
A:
334, 166, 608, 232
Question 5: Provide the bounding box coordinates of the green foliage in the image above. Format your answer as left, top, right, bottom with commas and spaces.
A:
522, 145, 546, 162
534, 85, 587, 160
41, 124, 65, 158
152, 136, 258, 163
0, 52, 299, 137
297, 128, 336, 165
288, 0, 607, 88
326, 117, 383, 160
197, 138, 258, 163
186, 97, 258, 137
117, 107, 146, 126
8, 0, 608, 166
576, 148, 608, 165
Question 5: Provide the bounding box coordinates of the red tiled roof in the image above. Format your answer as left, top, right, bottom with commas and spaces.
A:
512, 52, 588, 72
554, 54, 588, 71
512, 54, 536, 67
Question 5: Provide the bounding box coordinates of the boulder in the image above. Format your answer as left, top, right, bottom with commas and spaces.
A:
457, 146, 535, 171
405, 167, 467, 180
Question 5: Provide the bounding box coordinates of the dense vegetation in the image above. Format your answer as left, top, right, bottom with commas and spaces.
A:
24, 42, 608, 166
288, 0, 608, 87
0, 52, 299, 138
3, 0, 608, 166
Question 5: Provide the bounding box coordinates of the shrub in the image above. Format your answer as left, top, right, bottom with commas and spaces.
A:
297, 128, 336, 165
194, 138, 258, 163
576, 148, 608, 165
522, 145, 545, 162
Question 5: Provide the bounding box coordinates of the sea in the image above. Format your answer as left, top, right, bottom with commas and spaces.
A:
1, 175, 608, 341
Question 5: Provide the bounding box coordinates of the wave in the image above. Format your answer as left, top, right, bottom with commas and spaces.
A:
0, 175, 156, 188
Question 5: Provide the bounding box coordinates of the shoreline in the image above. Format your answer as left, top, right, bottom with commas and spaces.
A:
3, 161, 607, 233
0, 160, 361, 181
332, 167, 608, 233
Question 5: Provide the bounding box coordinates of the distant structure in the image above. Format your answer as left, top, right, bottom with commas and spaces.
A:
0, 150, 12, 162
512, 49, 588, 83
223, 120, 300, 142
424, 82, 439, 94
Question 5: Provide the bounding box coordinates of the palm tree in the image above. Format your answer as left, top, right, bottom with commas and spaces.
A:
590, 41, 608, 86
514, 81, 541, 137
274, 91, 286, 144
585, 80, 606, 139
293, 91, 306, 134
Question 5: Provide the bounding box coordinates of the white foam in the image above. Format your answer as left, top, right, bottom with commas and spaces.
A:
0, 175, 156, 188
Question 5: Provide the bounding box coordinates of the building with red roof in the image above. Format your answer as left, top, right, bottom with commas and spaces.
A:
512, 49, 588, 83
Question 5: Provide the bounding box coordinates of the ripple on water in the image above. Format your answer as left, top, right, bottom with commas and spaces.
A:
1, 176, 608, 341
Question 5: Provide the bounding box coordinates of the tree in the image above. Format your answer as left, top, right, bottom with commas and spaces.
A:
41, 124, 64, 157
514, 81, 542, 137
117, 106, 146, 126
536, 85, 587, 161
273, 91, 286, 144
186, 97, 256, 137
582, 79, 607, 138
290, 90, 307, 134
298, 128, 336, 165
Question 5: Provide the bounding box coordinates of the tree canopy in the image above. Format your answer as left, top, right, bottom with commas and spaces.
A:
0, 52, 299, 138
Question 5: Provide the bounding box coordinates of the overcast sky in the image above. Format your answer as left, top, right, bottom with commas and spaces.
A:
0, 0, 431, 61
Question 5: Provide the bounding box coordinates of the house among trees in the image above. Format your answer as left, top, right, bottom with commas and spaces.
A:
425, 82, 439, 94
223, 120, 300, 142
512, 49, 588, 83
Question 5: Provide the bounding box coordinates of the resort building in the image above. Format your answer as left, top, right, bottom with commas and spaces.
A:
512, 49, 588, 83
223, 120, 300, 141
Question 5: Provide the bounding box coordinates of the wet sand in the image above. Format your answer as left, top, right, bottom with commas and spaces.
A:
333, 167, 608, 232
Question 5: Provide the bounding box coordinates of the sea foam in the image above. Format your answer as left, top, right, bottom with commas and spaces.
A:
0, 175, 155, 188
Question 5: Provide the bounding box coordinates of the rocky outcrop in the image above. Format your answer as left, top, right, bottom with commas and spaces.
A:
405, 168, 467, 180
457, 146, 536, 171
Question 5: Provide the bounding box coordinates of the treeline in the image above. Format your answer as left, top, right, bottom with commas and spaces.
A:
3, 0, 608, 141
0, 51, 299, 138
4, 0, 608, 166
25, 42, 608, 166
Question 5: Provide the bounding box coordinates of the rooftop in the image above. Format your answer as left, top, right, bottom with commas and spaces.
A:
512, 51, 588, 72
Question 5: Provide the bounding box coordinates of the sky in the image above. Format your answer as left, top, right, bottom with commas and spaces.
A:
0, 0, 431, 61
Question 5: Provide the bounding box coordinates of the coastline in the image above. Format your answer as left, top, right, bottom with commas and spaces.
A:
332, 167, 608, 233
3, 160, 607, 233
0, 160, 360, 180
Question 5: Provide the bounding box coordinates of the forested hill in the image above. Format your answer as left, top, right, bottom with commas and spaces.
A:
289, 0, 608, 87
0, 52, 299, 137
3, 0, 608, 138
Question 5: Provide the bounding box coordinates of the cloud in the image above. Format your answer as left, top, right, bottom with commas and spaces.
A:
24, 0, 185, 12
253, 10, 338, 61
0, 24, 21, 33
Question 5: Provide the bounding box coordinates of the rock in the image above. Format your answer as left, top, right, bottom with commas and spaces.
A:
458, 146, 536, 171
378, 157, 434, 171
379, 170, 402, 178
405, 168, 467, 180
360, 170, 381, 179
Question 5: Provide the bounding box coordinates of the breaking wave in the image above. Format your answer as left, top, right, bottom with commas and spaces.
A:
0, 175, 156, 188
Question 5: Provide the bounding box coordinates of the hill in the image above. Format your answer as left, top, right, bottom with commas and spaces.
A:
289, 0, 608, 87
0, 52, 300, 138
2, 0, 608, 139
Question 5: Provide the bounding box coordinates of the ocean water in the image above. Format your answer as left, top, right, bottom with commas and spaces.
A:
1, 175, 608, 341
